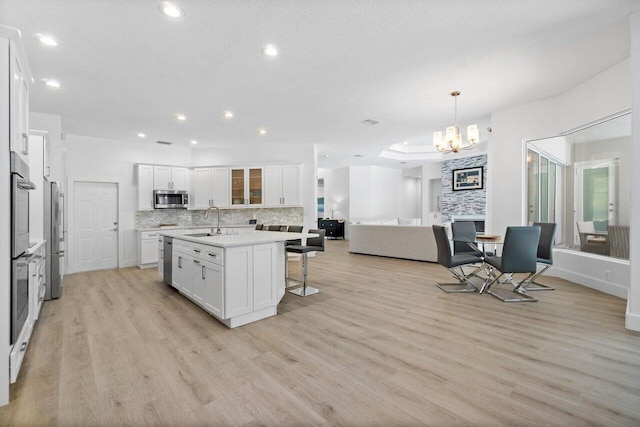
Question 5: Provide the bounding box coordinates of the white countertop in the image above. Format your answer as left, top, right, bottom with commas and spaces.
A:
136, 224, 255, 232
159, 230, 317, 248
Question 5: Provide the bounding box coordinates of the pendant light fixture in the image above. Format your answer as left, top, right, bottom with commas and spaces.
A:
433, 91, 479, 154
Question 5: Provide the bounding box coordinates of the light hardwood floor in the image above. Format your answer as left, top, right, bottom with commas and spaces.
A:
2, 240, 640, 426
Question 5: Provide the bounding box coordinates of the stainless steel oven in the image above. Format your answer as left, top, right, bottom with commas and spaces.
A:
11, 152, 35, 344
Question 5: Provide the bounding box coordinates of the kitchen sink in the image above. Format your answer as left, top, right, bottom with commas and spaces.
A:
185, 232, 218, 237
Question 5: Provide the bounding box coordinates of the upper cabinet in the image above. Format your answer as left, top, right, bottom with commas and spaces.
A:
153, 166, 189, 191
4, 33, 33, 163
192, 167, 230, 209
137, 164, 154, 210
231, 167, 263, 206
264, 164, 301, 207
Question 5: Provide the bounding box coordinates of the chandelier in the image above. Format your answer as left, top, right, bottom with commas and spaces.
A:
433, 91, 479, 154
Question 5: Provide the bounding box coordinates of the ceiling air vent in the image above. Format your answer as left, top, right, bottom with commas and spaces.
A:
156, 140, 172, 145
360, 119, 380, 126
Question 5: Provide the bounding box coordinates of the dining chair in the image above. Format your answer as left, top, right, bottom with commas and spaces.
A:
266, 225, 286, 231
451, 221, 480, 255
255, 223, 264, 230
483, 226, 541, 302
518, 222, 557, 291
433, 225, 485, 293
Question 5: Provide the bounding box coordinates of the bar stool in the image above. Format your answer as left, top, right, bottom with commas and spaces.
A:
284, 225, 303, 287
287, 229, 325, 296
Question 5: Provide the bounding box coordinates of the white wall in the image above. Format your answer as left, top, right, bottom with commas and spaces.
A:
191, 143, 317, 231
63, 135, 192, 271
488, 58, 633, 306
627, 11, 640, 331
421, 162, 442, 223
399, 177, 421, 218
349, 166, 403, 221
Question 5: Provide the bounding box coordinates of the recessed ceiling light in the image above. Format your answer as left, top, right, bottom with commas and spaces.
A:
258, 128, 267, 135
159, 2, 183, 18
36, 34, 57, 46
403, 141, 409, 145
43, 79, 60, 88
137, 132, 146, 138
262, 44, 278, 57
223, 111, 234, 119
174, 113, 186, 121
190, 140, 198, 145
354, 154, 364, 158
360, 119, 380, 126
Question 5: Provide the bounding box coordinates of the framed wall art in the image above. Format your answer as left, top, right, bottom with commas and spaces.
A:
452, 166, 483, 191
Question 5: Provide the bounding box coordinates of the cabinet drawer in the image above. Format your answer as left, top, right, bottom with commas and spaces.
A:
141, 231, 159, 239
202, 246, 224, 266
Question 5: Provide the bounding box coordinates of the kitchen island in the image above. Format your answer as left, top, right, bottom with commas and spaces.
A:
158, 230, 314, 328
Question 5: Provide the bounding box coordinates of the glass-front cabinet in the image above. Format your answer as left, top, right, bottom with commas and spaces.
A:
231, 167, 263, 206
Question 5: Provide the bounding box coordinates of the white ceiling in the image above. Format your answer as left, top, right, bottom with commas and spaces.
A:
2, 0, 639, 169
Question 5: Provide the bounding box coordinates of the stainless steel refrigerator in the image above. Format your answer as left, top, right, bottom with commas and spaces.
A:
44, 181, 63, 299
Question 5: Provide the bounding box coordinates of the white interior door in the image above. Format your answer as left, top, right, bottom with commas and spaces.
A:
574, 159, 618, 244
73, 182, 118, 273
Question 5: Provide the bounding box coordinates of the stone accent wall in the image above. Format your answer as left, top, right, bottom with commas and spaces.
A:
135, 207, 304, 229
441, 154, 487, 222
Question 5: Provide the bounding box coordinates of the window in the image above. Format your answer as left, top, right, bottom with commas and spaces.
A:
526, 112, 631, 259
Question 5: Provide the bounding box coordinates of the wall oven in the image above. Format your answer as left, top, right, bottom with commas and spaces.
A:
11, 152, 35, 344
154, 190, 188, 209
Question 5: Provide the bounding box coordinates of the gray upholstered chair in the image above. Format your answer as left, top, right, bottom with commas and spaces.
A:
286, 229, 325, 296
483, 226, 541, 302
266, 225, 286, 231
577, 221, 609, 256
520, 222, 558, 291
286, 225, 303, 246
451, 221, 480, 255
433, 225, 484, 293
608, 225, 630, 260
255, 223, 264, 230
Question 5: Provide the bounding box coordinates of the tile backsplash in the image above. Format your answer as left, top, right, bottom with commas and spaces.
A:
135, 207, 304, 229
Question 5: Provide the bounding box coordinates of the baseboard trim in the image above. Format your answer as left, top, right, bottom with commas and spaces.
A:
548, 267, 628, 299
626, 302, 640, 332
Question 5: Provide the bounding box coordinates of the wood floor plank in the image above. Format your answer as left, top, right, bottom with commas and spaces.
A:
1, 240, 639, 426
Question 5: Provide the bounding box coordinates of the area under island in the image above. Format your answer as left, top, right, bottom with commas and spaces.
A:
158, 229, 315, 328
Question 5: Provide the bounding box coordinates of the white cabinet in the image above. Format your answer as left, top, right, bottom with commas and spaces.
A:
264, 165, 301, 206
225, 245, 253, 317
137, 164, 154, 210
138, 231, 160, 268
192, 167, 229, 209
167, 237, 279, 328
425, 211, 442, 226
202, 260, 224, 318
153, 166, 189, 191
231, 167, 263, 206
9, 39, 31, 161
157, 236, 164, 277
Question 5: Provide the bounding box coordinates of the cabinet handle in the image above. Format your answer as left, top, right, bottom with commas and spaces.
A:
193, 259, 200, 264
178, 257, 182, 268
207, 253, 217, 258
22, 133, 28, 155
20, 342, 27, 352
160, 249, 164, 259
193, 249, 201, 253
202, 266, 205, 280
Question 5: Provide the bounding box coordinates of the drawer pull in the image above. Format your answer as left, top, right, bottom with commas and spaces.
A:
193, 260, 201, 264
193, 249, 201, 253
207, 253, 217, 258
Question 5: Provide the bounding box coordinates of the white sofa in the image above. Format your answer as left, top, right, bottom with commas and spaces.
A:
348, 224, 438, 262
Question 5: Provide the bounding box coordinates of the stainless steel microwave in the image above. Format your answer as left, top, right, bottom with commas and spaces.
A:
154, 190, 189, 209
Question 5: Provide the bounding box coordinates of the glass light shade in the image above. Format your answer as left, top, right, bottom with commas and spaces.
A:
433, 131, 443, 148
451, 133, 462, 151
467, 124, 479, 144
446, 126, 458, 144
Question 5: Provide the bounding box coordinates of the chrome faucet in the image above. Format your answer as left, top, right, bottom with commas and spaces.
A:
204, 206, 222, 234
